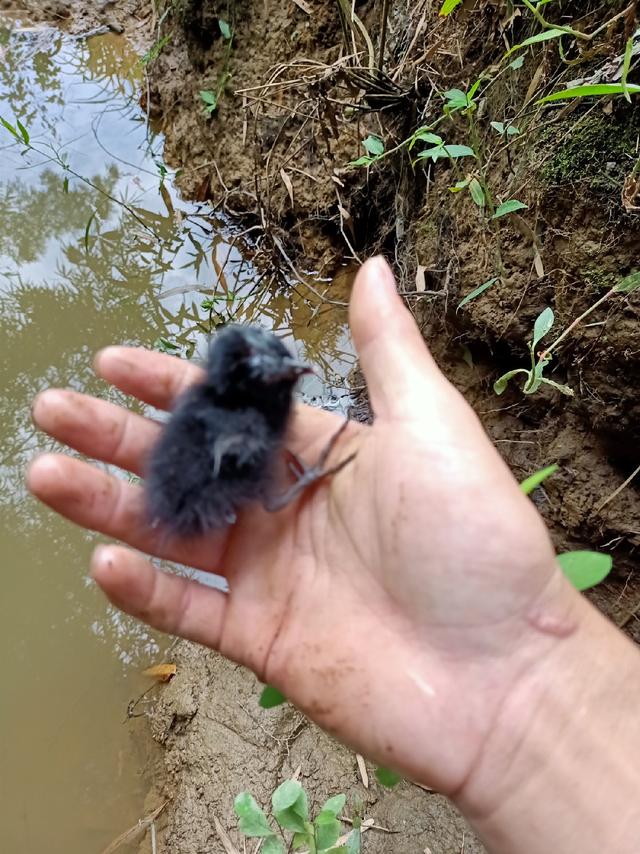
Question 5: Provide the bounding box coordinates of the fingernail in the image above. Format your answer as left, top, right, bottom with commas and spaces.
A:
369, 255, 397, 292
93, 346, 126, 377
90, 544, 113, 579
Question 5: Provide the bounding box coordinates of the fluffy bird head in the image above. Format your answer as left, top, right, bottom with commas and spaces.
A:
205, 325, 311, 409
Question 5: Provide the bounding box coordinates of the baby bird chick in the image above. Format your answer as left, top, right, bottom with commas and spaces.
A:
145, 325, 353, 538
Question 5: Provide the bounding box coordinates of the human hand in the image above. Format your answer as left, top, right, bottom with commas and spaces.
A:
28, 257, 580, 799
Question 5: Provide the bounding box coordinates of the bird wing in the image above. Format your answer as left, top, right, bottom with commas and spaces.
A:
209, 409, 273, 477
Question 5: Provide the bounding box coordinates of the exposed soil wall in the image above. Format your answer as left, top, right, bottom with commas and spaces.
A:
135, 0, 640, 623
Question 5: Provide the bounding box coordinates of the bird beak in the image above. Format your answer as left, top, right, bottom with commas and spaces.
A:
260, 356, 313, 383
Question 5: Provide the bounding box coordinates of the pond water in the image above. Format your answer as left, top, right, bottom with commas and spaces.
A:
0, 23, 352, 854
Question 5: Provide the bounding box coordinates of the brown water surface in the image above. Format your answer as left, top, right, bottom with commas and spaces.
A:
0, 24, 352, 853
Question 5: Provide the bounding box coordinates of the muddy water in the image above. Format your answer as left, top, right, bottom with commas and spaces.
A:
0, 24, 352, 854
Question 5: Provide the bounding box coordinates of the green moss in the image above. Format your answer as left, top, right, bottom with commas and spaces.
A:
540, 109, 640, 192
583, 266, 618, 292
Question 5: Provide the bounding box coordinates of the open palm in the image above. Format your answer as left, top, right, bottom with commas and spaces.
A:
29, 257, 573, 796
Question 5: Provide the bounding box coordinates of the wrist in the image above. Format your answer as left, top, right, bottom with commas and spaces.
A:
455, 579, 640, 854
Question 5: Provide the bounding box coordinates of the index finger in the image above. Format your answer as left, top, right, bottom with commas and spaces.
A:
94, 345, 363, 456
94, 346, 204, 411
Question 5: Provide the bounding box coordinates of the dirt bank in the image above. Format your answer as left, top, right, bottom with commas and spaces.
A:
140, 644, 483, 853
135, 0, 640, 627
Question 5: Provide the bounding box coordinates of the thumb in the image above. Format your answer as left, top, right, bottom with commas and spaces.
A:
349, 256, 454, 420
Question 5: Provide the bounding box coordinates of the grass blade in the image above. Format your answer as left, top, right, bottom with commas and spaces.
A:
457, 277, 498, 311
537, 82, 640, 104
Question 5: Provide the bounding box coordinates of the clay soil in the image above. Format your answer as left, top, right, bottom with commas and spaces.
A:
11, 1, 640, 852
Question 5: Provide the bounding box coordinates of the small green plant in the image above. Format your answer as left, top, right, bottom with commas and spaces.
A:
200, 89, 219, 115
413, 132, 475, 163
520, 464, 558, 496
494, 307, 572, 397
520, 465, 614, 591
218, 18, 232, 40
439, 0, 462, 15
139, 33, 172, 67
556, 551, 613, 591
495, 271, 640, 398
259, 685, 287, 708
457, 276, 498, 311
234, 779, 361, 853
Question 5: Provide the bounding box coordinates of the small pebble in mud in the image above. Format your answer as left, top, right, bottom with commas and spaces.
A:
145, 325, 355, 538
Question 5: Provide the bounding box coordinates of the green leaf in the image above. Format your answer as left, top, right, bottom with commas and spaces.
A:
234, 792, 274, 837
363, 134, 384, 156
259, 685, 287, 708
439, 0, 463, 15
219, 18, 232, 39
492, 121, 521, 136
16, 119, 29, 144
539, 376, 574, 397
468, 78, 482, 99
443, 88, 470, 110
374, 767, 401, 788
349, 155, 374, 167
622, 36, 634, 102
346, 828, 361, 854
509, 55, 525, 70
417, 145, 445, 161
505, 27, 566, 57
62, 176, 70, 194
469, 177, 486, 207
524, 362, 545, 394
520, 464, 558, 496
419, 143, 476, 161
0, 116, 19, 139
614, 271, 640, 294
443, 144, 476, 159
262, 837, 285, 854
315, 813, 341, 850
139, 33, 172, 66
319, 795, 346, 818
457, 277, 498, 311
557, 551, 613, 591
292, 831, 310, 849
492, 199, 528, 219
199, 89, 218, 107
272, 780, 308, 833
450, 177, 471, 193
532, 307, 555, 350
537, 82, 640, 104
494, 368, 529, 395
411, 129, 443, 147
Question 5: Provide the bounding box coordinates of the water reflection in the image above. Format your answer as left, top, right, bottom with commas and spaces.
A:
0, 22, 353, 854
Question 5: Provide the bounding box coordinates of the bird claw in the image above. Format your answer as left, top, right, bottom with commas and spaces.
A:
264, 420, 355, 513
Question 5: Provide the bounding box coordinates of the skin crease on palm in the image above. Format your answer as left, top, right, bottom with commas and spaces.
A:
29, 257, 616, 827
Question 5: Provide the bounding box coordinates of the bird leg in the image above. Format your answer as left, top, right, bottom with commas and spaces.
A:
264, 420, 356, 513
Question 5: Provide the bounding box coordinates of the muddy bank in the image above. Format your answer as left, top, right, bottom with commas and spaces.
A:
140, 643, 483, 854
4, 0, 145, 34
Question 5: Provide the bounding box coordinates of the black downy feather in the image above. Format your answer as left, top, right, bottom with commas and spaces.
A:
145, 325, 309, 538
